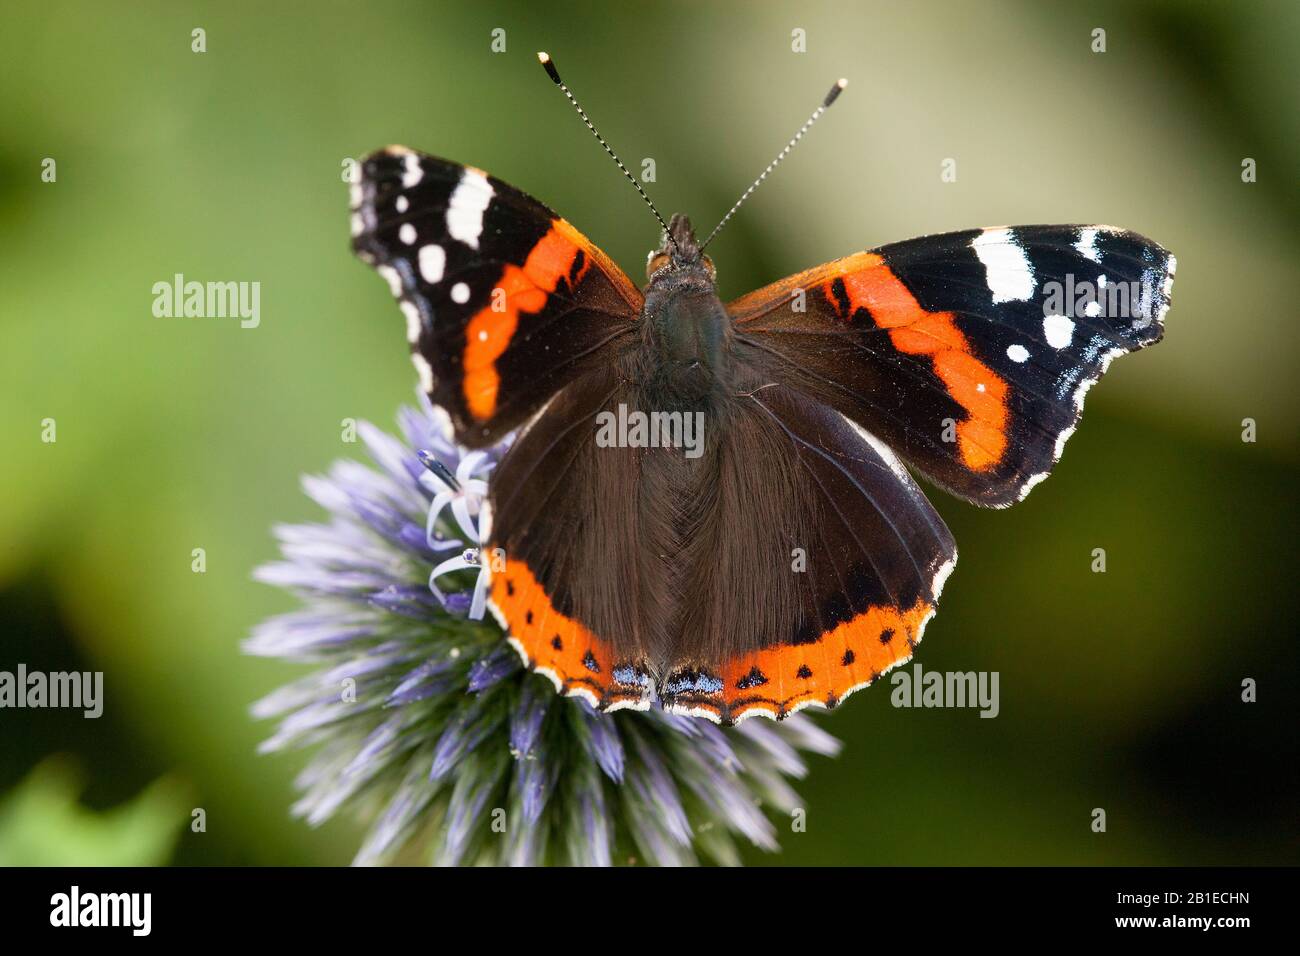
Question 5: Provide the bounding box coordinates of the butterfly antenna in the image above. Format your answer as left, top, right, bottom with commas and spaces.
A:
699, 78, 848, 253
537, 52, 678, 254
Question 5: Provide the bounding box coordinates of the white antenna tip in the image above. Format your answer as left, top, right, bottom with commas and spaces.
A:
537, 52, 562, 85
822, 78, 848, 108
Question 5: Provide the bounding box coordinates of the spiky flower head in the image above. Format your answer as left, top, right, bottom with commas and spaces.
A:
247, 394, 840, 865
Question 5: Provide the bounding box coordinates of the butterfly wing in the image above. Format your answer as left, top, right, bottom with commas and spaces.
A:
485, 361, 957, 724
485, 366, 656, 712
655, 383, 957, 723
728, 226, 1175, 507
351, 146, 643, 447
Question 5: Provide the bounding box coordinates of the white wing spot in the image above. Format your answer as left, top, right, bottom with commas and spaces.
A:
418, 245, 445, 284
451, 282, 471, 304
400, 300, 422, 343
931, 554, 957, 601
976, 382, 986, 393
401, 153, 423, 188
1043, 314, 1075, 349
399, 223, 417, 245
377, 265, 402, 298
1074, 227, 1102, 263
412, 353, 435, 393
1052, 425, 1077, 462
395, 195, 409, 214
446, 167, 493, 249
1017, 471, 1051, 501
971, 228, 1035, 303
477, 330, 488, 342
1007, 343, 1030, 363
1084, 300, 1102, 318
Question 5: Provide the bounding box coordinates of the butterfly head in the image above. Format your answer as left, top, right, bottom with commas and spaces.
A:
646, 214, 716, 282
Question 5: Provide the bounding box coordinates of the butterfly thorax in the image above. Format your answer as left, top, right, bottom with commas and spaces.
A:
636, 215, 733, 404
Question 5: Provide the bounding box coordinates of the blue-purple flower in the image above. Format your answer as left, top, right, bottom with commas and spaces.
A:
247, 394, 840, 865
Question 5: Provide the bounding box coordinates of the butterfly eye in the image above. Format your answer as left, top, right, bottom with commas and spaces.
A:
646, 252, 671, 279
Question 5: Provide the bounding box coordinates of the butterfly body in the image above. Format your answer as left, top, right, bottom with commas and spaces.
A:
636, 214, 733, 403
351, 145, 1175, 724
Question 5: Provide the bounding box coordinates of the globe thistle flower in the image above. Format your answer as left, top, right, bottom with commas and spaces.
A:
247, 393, 841, 866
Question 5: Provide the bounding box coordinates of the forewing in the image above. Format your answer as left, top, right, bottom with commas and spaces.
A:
351, 147, 642, 447
729, 225, 1175, 507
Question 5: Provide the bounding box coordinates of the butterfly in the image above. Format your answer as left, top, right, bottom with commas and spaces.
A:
350, 54, 1175, 724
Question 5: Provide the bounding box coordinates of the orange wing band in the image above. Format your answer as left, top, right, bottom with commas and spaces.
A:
731, 252, 1011, 472
462, 220, 592, 421
713, 598, 933, 723
826, 256, 1009, 472
489, 557, 649, 712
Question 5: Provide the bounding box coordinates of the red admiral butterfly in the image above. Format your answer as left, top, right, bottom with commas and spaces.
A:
350, 53, 1175, 724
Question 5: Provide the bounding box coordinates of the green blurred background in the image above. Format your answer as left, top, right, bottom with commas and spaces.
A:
1, 0, 1296, 865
